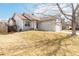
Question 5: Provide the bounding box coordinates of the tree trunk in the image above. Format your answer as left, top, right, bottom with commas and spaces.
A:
71, 15, 76, 35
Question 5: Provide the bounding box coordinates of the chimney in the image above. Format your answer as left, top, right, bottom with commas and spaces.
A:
22, 13, 25, 16
32, 13, 34, 15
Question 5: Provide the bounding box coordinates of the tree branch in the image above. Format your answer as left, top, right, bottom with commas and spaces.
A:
56, 3, 71, 20
71, 3, 74, 12
75, 4, 79, 12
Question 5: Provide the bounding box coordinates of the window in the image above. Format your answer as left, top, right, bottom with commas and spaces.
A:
25, 20, 31, 27
25, 22, 30, 26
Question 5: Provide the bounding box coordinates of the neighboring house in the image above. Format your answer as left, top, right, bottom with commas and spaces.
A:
65, 19, 79, 30
62, 20, 72, 30
0, 21, 8, 33
8, 13, 62, 32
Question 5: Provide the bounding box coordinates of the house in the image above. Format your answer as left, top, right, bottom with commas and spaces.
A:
8, 13, 40, 32
8, 13, 62, 32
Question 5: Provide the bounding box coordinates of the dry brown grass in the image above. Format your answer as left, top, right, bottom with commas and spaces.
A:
0, 31, 79, 56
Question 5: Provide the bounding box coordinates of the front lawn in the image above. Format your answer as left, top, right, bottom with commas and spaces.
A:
0, 31, 79, 56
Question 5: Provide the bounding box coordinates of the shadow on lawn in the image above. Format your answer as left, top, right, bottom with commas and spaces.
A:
34, 35, 73, 56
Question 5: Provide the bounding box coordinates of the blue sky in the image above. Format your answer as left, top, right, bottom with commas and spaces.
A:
0, 3, 39, 20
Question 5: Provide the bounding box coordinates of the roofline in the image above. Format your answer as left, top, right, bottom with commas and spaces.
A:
11, 13, 57, 22
23, 14, 39, 21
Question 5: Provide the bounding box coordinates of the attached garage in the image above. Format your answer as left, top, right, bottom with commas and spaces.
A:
38, 20, 56, 31
37, 16, 62, 32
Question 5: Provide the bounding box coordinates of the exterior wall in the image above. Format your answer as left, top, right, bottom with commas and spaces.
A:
14, 15, 24, 31
38, 20, 56, 31
8, 20, 15, 26
30, 21, 37, 30
13, 15, 62, 32
23, 20, 37, 30
61, 19, 66, 30
55, 19, 62, 32
30, 21, 34, 29
23, 20, 31, 31
14, 15, 37, 31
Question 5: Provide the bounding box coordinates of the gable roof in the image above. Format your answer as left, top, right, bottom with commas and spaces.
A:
8, 18, 16, 23
23, 13, 40, 21
23, 14, 57, 21
13, 13, 40, 21
12, 13, 57, 22
38, 16, 57, 22
14, 13, 27, 20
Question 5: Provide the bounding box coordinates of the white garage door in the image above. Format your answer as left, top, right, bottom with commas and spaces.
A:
38, 20, 56, 31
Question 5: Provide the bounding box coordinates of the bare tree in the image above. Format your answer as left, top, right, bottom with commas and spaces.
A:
34, 3, 79, 35
57, 3, 79, 35
34, 3, 60, 17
